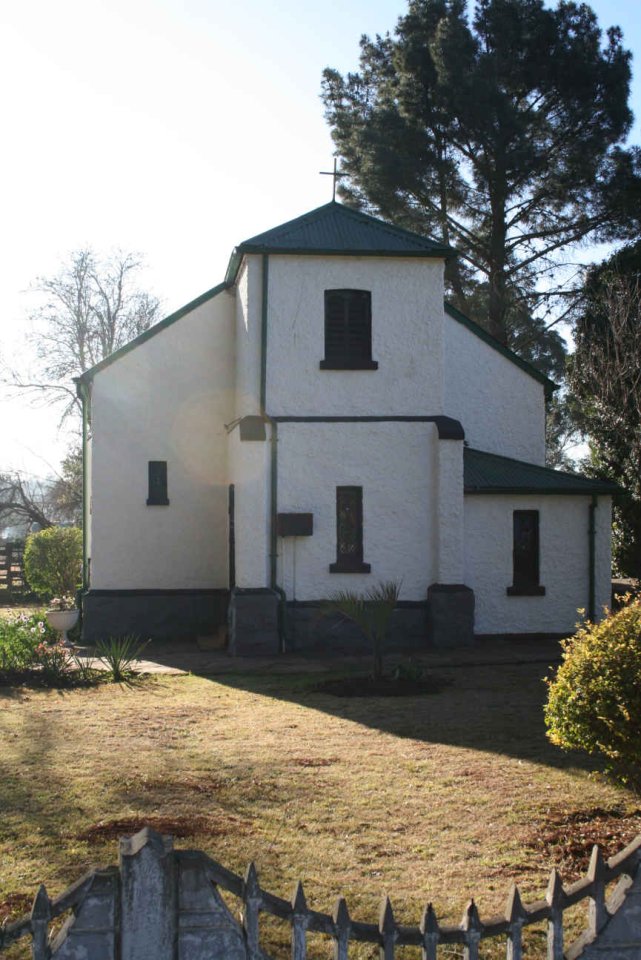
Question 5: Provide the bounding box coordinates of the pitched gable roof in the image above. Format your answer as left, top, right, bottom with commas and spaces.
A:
464, 447, 620, 495
224, 201, 454, 283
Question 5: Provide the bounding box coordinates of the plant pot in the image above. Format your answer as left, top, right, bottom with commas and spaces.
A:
46, 608, 79, 646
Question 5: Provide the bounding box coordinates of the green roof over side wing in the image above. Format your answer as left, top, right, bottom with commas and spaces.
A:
224, 201, 455, 284
445, 302, 556, 397
464, 447, 621, 496
75, 281, 230, 387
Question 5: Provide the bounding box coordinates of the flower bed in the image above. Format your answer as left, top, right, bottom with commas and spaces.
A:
0, 610, 93, 687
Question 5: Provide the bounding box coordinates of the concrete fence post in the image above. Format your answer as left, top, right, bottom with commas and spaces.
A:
120, 828, 176, 960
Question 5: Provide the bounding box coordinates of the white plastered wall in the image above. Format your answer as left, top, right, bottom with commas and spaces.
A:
464, 494, 612, 634
444, 313, 546, 464
276, 421, 438, 601
89, 290, 235, 589
265, 256, 445, 416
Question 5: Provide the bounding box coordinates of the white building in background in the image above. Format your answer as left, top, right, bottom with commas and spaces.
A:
76, 201, 616, 652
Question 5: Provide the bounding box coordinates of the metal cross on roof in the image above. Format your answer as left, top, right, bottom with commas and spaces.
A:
319, 157, 345, 201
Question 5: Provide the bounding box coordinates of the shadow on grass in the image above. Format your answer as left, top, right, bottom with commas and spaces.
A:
197, 658, 597, 774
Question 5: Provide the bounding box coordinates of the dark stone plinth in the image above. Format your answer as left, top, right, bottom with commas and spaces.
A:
282, 603, 428, 654
228, 588, 280, 656
82, 590, 229, 643
427, 583, 475, 647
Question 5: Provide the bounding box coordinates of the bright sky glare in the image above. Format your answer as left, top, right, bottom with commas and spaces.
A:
1, 0, 640, 475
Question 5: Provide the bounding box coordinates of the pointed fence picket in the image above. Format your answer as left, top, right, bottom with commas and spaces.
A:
1, 829, 640, 959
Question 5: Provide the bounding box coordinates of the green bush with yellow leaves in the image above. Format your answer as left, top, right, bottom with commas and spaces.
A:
545, 597, 641, 790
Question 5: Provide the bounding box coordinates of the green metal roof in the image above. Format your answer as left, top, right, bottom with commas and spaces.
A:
445, 302, 556, 397
224, 201, 454, 284
464, 447, 620, 496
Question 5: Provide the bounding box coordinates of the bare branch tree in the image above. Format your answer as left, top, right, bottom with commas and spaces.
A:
2, 248, 161, 424
0, 472, 55, 533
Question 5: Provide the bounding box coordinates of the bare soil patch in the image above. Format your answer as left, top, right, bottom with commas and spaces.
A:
527, 807, 641, 877
76, 813, 251, 842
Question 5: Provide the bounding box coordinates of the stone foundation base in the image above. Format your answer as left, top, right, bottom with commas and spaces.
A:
282, 603, 428, 654
427, 583, 475, 647
82, 590, 229, 643
228, 588, 280, 657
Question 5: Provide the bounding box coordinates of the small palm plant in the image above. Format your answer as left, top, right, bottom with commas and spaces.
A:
95, 635, 149, 682
324, 580, 401, 680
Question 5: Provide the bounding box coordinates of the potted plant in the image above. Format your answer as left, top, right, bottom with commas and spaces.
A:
46, 595, 79, 646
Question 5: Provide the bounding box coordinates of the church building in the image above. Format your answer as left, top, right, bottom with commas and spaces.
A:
76, 201, 617, 653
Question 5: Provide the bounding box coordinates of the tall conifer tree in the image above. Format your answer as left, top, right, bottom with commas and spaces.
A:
322, 0, 637, 350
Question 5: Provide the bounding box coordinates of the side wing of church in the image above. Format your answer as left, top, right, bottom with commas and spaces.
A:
76, 202, 617, 651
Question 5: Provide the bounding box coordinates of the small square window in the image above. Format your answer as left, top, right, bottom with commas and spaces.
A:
507, 510, 545, 595
330, 486, 371, 573
147, 461, 169, 506
320, 289, 378, 370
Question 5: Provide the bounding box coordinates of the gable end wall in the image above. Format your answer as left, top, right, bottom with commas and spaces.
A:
88, 290, 235, 589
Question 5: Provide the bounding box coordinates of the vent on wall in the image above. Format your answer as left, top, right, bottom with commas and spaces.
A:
276, 513, 314, 537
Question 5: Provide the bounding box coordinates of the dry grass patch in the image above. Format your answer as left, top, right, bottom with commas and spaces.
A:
0, 661, 638, 955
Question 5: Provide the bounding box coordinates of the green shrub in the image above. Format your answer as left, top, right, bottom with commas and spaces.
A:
545, 598, 641, 789
24, 527, 82, 599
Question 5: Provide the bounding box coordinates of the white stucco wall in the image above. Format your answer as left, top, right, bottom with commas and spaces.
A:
464, 494, 612, 634
265, 256, 445, 416
275, 421, 438, 601
444, 312, 546, 463
89, 289, 235, 589
234, 258, 263, 418
228, 426, 271, 588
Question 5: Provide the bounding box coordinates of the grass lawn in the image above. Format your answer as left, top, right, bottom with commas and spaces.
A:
1, 660, 639, 956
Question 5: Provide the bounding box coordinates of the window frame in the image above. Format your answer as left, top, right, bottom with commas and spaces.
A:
146, 460, 169, 506
329, 485, 371, 573
320, 289, 378, 371
507, 509, 545, 596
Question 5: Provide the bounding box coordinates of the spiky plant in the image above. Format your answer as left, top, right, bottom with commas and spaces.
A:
324, 580, 401, 680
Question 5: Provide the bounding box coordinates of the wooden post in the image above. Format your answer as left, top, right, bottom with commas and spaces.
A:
30, 884, 50, 960
291, 880, 309, 960
505, 884, 526, 960
462, 900, 482, 960
379, 896, 397, 960
420, 903, 440, 960
587, 846, 608, 936
546, 869, 565, 960
333, 896, 351, 960
243, 862, 262, 960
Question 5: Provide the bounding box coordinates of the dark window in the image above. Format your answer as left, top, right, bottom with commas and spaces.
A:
147, 461, 169, 506
330, 486, 371, 573
507, 510, 545, 595
320, 289, 378, 370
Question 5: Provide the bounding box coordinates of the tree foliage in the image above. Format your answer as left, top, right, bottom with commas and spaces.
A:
322, 0, 638, 347
5, 248, 160, 423
23, 526, 82, 598
569, 242, 641, 576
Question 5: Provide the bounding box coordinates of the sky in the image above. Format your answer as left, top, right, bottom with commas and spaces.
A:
1, 0, 640, 477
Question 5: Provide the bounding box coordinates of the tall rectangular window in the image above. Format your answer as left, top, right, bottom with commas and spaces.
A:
507, 510, 545, 595
329, 486, 371, 573
320, 289, 378, 370
147, 461, 169, 506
